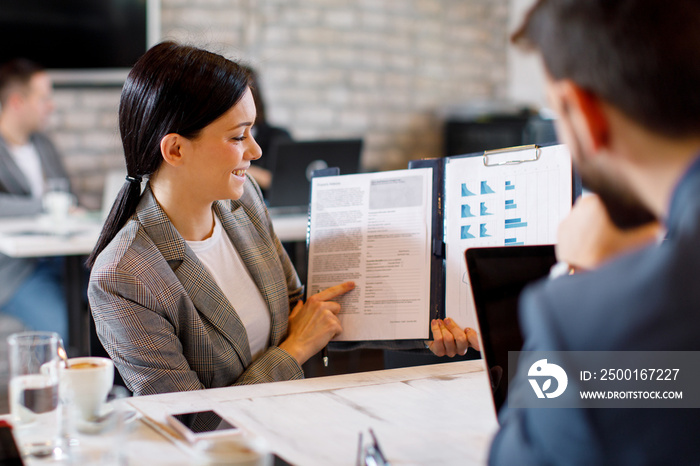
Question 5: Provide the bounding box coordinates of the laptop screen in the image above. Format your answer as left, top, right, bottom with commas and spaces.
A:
465, 245, 557, 415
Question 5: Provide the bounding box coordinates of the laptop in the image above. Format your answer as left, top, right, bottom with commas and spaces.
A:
265, 139, 363, 215
465, 245, 557, 416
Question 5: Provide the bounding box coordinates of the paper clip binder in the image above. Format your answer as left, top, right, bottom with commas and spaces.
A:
483, 144, 541, 167
307, 143, 575, 343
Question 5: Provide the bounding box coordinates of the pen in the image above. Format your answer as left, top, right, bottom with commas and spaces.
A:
322, 346, 329, 367
369, 428, 388, 465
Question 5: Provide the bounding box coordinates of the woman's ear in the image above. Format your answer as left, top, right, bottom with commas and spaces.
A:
160, 133, 185, 167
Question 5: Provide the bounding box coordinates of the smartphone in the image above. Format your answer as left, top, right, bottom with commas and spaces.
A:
165, 410, 239, 443
0, 422, 24, 466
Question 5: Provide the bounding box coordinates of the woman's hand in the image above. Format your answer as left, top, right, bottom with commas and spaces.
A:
279, 281, 355, 365
428, 318, 480, 357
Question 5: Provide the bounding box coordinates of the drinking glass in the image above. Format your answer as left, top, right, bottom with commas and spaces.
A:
8, 331, 64, 459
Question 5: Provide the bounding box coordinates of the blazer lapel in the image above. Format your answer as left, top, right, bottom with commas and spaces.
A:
0, 137, 32, 195
136, 186, 253, 367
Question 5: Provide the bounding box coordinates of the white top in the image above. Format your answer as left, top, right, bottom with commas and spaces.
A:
187, 214, 271, 360
8, 142, 44, 198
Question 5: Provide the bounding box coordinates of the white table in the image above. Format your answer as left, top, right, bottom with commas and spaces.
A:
125, 360, 498, 466
0, 214, 102, 258
0, 214, 103, 355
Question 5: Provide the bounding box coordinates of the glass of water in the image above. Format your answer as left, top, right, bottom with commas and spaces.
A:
8, 331, 64, 460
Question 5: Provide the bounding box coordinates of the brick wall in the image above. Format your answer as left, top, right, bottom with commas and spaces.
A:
49, 0, 509, 209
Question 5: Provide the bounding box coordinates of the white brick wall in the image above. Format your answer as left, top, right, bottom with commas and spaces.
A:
48, 0, 509, 209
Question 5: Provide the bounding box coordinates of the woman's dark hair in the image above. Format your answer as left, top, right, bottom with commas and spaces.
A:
512, 0, 700, 138
86, 41, 250, 268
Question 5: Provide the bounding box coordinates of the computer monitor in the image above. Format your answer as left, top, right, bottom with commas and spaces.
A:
265, 139, 363, 215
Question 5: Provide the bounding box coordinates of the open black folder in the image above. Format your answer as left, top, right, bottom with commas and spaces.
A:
305, 144, 578, 342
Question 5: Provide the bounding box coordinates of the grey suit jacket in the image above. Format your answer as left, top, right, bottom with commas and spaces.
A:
490, 155, 700, 465
0, 133, 69, 305
88, 180, 306, 396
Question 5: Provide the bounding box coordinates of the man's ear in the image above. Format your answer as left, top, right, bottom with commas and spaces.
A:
159, 133, 185, 167
4, 91, 25, 111
558, 80, 611, 153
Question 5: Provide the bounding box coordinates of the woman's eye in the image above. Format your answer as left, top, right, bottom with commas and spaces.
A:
232, 136, 246, 141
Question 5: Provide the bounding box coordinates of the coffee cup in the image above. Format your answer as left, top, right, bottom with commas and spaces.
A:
60, 357, 114, 422
42, 190, 76, 223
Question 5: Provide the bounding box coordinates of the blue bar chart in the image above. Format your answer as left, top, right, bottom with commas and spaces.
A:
443, 144, 572, 330
449, 160, 570, 249
505, 218, 528, 229
480, 181, 495, 195
479, 224, 490, 237
461, 225, 475, 239
461, 183, 475, 197
461, 204, 475, 218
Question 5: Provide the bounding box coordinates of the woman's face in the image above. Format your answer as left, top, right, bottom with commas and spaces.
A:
182, 87, 262, 203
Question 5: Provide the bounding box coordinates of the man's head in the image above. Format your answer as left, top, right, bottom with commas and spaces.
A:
0, 59, 55, 136
513, 0, 700, 226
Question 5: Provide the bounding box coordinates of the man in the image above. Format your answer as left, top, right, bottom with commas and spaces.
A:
0, 59, 70, 344
488, 1, 700, 464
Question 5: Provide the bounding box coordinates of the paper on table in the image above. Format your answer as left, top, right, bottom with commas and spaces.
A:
307, 168, 433, 341
443, 144, 572, 329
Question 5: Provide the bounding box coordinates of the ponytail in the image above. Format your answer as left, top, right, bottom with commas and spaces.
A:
85, 177, 143, 268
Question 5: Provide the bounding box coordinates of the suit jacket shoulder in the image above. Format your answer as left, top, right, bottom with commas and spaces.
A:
490, 170, 700, 464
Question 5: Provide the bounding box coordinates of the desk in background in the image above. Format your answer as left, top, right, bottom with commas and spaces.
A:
269, 213, 307, 243
0, 213, 308, 256
0, 214, 101, 356
128, 360, 498, 466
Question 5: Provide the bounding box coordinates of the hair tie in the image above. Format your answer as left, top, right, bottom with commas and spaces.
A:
125, 175, 142, 184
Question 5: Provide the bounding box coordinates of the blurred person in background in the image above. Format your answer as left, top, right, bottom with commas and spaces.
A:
0, 58, 70, 345
241, 65, 292, 196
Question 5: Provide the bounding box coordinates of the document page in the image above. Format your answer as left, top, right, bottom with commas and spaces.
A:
443, 144, 572, 328
307, 168, 433, 341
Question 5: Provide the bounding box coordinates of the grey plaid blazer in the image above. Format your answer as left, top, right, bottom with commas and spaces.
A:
88, 179, 305, 396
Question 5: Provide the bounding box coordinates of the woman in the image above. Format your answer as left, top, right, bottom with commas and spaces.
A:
87, 42, 353, 396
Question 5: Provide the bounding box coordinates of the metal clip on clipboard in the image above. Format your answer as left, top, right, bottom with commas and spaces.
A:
482, 144, 541, 167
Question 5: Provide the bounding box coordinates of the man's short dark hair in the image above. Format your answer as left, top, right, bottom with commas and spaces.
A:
0, 58, 45, 106
513, 0, 700, 138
